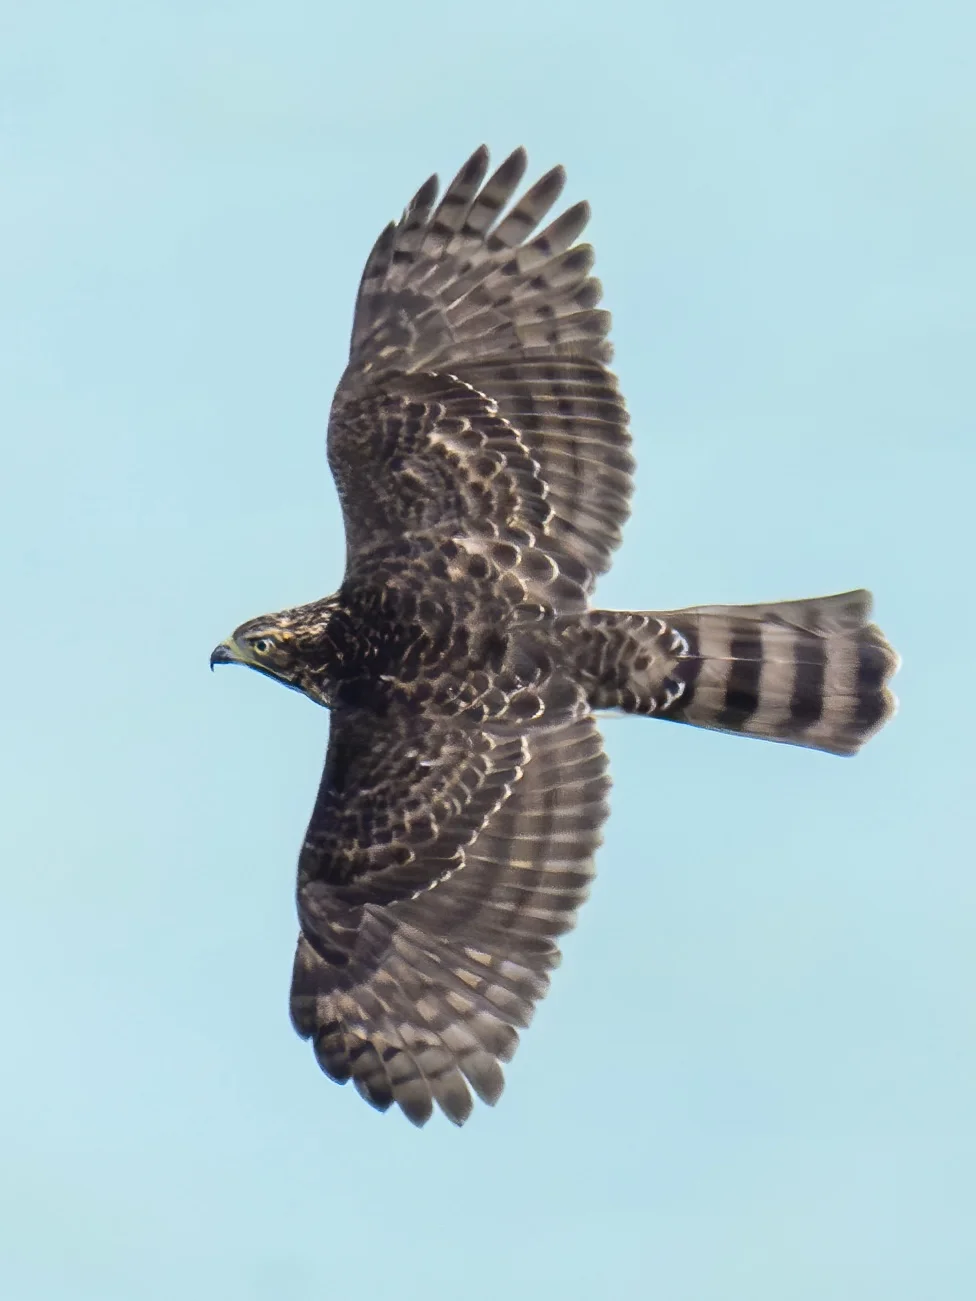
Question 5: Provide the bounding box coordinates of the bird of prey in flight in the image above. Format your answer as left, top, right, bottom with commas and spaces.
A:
212, 146, 898, 1126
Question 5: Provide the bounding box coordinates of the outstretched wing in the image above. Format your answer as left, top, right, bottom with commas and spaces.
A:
328, 146, 635, 592
295, 707, 528, 911
290, 713, 610, 1126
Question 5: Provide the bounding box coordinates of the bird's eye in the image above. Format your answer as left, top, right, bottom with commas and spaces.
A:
252, 637, 275, 655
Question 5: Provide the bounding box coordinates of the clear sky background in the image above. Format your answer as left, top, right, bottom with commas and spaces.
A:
2, 3, 973, 1298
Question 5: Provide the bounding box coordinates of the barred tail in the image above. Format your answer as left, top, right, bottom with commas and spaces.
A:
575, 590, 899, 756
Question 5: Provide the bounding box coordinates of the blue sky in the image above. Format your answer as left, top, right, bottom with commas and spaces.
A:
2, 2, 974, 1297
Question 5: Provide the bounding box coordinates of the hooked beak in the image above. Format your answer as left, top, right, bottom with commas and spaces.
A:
210, 641, 239, 671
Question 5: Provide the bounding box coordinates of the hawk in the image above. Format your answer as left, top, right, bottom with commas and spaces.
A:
211, 146, 899, 1126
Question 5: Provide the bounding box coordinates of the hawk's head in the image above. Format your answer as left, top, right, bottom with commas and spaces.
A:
210, 599, 341, 706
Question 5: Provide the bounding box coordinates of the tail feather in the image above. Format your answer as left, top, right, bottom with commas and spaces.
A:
574, 590, 899, 756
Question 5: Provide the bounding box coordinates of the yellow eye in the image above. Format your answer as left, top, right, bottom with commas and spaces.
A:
252, 637, 275, 655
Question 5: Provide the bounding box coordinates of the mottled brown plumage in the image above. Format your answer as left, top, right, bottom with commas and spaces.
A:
212, 146, 899, 1126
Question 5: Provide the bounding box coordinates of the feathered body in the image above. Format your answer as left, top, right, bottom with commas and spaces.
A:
212, 147, 899, 1126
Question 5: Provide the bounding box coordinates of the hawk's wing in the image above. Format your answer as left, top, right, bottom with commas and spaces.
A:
328, 147, 635, 594
290, 711, 610, 1126
295, 707, 529, 909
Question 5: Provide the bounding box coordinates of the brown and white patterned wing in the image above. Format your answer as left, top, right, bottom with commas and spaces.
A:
290, 714, 610, 1126
458, 355, 634, 581
329, 146, 634, 591
328, 371, 552, 567
295, 707, 528, 909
